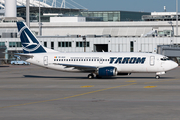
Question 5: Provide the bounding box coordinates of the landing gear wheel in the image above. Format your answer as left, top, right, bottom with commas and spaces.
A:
88, 74, 94, 79
155, 75, 160, 79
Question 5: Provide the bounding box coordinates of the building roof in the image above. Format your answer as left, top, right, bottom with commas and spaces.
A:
0, 17, 24, 22
0, 0, 51, 9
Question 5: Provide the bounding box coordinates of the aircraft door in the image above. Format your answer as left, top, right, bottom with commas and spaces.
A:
44, 56, 48, 66
150, 56, 155, 66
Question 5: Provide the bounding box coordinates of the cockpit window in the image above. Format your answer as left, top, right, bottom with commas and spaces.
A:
160, 57, 170, 61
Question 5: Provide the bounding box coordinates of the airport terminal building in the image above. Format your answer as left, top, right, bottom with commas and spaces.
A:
0, 0, 180, 63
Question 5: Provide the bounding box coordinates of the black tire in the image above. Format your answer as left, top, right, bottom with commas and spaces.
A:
155, 75, 160, 79
88, 74, 94, 79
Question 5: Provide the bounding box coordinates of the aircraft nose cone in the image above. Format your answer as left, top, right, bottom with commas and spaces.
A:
172, 61, 178, 69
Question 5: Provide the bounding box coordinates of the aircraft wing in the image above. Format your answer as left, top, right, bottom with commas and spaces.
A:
54, 63, 98, 71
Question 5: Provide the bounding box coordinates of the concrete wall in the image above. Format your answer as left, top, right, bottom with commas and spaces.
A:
1, 37, 179, 53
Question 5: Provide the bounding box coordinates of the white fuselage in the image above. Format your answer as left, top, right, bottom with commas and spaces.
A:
22, 52, 178, 74
16, 22, 178, 78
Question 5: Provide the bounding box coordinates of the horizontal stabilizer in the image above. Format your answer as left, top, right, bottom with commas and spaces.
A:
4, 52, 34, 58
14, 53, 34, 58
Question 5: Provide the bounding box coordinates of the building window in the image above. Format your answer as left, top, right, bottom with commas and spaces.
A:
0, 42, 5, 46
58, 42, 61, 47
9, 42, 22, 47
130, 41, 134, 52
58, 42, 72, 47
44, 42, 47, 47
76, 42, 90, 47
51, 42, 54, 49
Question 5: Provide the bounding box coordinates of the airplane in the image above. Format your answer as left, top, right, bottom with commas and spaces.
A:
16, 22, 178, 79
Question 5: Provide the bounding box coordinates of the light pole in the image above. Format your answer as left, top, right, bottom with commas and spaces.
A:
39, 0, 41, 36
26, 0, 30, 27
83, 36, 86, 52
176, 0, 178, 36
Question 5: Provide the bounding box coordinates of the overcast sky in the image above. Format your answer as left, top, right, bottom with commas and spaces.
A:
55, 0, 178, 12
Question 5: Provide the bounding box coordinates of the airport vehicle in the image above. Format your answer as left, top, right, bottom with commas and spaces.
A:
10, 55, 30, 65
16, 22, 178, 79
11, 60, 30, 65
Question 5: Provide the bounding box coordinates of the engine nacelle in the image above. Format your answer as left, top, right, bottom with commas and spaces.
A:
97, 67, 118, 76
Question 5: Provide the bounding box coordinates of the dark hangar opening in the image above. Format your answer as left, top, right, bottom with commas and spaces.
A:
94, 44, 108, 52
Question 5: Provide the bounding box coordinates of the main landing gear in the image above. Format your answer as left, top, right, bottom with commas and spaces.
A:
88, 74, 94, 79
87, 74, 102, 79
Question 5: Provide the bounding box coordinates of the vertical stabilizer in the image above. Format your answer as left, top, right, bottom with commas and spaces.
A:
17, 22, 46, 53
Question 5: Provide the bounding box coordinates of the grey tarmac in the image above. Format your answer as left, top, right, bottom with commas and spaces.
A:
0, 64, 180, 120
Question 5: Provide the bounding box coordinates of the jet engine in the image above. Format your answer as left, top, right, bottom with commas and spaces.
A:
97, 67, 118, 76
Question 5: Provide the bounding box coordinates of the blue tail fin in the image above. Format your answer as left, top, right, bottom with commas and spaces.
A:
17, 22, 46, 53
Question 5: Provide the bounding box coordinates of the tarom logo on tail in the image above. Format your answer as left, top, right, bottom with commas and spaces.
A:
17, 22, 46, 53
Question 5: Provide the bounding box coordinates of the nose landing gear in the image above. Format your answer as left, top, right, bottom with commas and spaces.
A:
155, 71, 165, 79
155, 75, 160, 79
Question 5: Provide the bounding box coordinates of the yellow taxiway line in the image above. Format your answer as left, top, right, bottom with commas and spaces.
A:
0, 83, 136, 109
